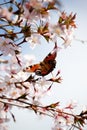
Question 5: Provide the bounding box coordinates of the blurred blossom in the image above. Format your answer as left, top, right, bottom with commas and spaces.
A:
52, 116, 66, 130
0, 103, 4, 111
48, 23, 63, 44
21, 54, 36, 67
65, 100, 77, 110
52, 25, 63, 36
0, 75, 15, 93
49, 11, 76, 48
23, 1, 41, 22
0, 72, 28, 98
13, 71, 28, 82
0, 110, 9, 122
82, 105, 87, 112
52, 114, 73, 130
0, 118, 10, 124
32, 99, 41, 106
25, 0, 42, 10
0, 56, 21, 78
0, 7, 12, 21
36, 77, 51, 87
26, 77, 52, 103
0, 124, 8, 130
0, 38, 20, 56
26, 34, 41, 49
61, 28, 74, 48
23, 7, 38, 22
32, 78, 52, 101
49, 23, 75, 48
0, 59, 29, 84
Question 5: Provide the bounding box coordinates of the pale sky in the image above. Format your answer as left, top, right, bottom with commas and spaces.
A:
9, 1, 87, 130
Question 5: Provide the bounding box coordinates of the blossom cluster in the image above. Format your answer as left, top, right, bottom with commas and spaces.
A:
0, 0, 87, 130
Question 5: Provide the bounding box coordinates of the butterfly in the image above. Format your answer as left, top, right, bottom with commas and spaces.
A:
23, 43, 58, 76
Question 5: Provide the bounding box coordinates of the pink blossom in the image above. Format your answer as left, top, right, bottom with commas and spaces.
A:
0, 118, 9, 124
61, 28, 74, 48
0, 75, 15, 92
23, 7, 38, 22
23, 54, 35, 66
25, 1, 42, 10
49, 19, 75, 47
0, 124, 8, 130
0, 103, 4, 111
26, 34, 41, 49
65, 100, 77, 110
0, 38, 20, 56
22, 1, 41, 22
52, 116, 67, 130
0, 7, 12, 21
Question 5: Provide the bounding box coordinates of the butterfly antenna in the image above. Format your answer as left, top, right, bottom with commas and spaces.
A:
54, 42, 62, 52
54, 42, 57, 49
52, 42, 58, 54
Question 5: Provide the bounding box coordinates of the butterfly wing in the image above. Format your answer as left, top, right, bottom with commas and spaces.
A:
23, 42, 58, 76
43, 42, 57, 63
34, 60, 56, 76
23, 63, 41, 73
36, 42, 57, 76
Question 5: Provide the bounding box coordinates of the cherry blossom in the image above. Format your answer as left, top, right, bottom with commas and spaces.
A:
0, 38, 20, 56
49, 19, 75, 48
26, 34, 42, 49
0, 75, 15, 94
24, 0, 42, 10
23, 4, 39, 22
0, 7, 12, 21
0, 124, 8, 130
61, 27, 74, 48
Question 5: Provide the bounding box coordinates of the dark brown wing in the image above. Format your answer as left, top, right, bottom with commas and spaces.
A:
35, 42, 57, 76
23, 42, 58, 76
35, 60, 56, 76
43, 42, 57, 63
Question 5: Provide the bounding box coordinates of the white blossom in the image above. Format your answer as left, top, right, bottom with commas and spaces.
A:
26, 34, 41, 49
0, 38, 20, 56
